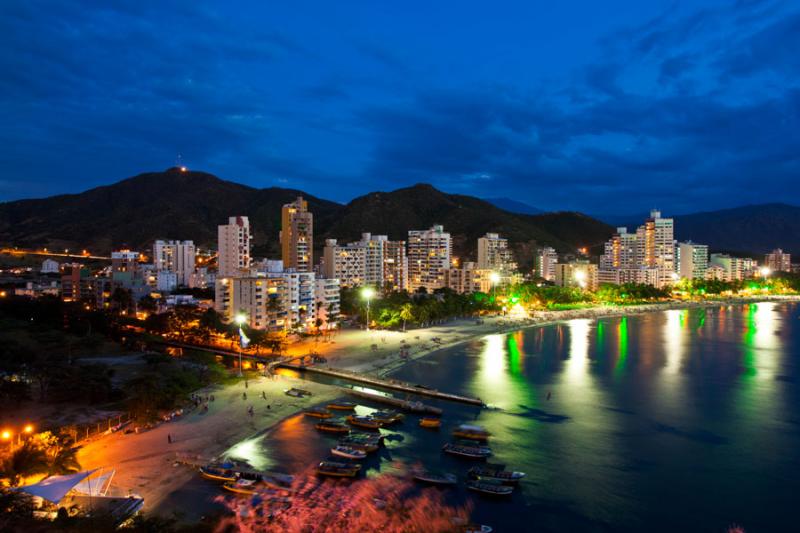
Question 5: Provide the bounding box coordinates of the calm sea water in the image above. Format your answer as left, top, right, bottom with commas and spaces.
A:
233, 301, 800, 532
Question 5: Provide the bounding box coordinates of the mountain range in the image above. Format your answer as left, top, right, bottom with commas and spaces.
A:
0, 168, 613, 267
1, 168, 796, 263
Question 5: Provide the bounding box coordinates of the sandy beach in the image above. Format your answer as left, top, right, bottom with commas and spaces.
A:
76, 373, 343, 514
76, 294, 800, 519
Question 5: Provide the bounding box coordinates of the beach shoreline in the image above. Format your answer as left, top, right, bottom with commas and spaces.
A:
77, 294, 799, 520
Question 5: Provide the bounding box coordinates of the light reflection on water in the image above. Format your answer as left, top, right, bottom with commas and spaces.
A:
247, 303, 799, 532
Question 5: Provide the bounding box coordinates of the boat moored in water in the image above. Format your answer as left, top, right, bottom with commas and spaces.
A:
453, 424, 491, 441
327, 401, 357, 410
466, 479, 514, 496
331, 445, 368, 460
371, 410, 404, 425
199, 465, 237, 482
411, 469, 458, 485
419, 417, 442, 429
442, 443, 492, 459
304, 407, 333, 419
315, 421, 350, 434
316, 461, 361, 478
468, 464, 526, 484
346, 415, 382, 430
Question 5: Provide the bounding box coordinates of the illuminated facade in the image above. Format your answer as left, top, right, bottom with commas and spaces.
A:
383, 240, 408, 291
534, 246, 558, 281
218, 216, 252, 278
599, 210, 675, 287
281, 197, 313, 273
765, 248, 791, 272
477, 233, 517, 273
214, 276, 286, 330
153, 239, 196, 286
676, 241, 709, 280
408, 225, 452, 292
445, 262, 494, 294
554, 261, 598, 291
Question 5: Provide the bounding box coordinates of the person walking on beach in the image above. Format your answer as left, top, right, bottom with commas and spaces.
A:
167, 434, 172, 444
243, 392, 247, 400
245, 380, 248, 389
262, 391, 266, 400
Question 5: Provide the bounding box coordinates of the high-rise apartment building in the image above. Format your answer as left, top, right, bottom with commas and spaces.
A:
153, 240, 196, 286
708, 254, 753, 282
214, 276, 286, 331
322, 239, 367, 288
599, 210, 676, 287
218, 216, 251, 278
323, 234, 406, 291
554, 261, 598, 291
445, 262, 493, 294
477, 233, 517, 273
408, 225, 452, 293
281, 197, 313, 272
383, 240, 408, 292
765, 248, 792, 272
534, 246, 558, 281
676, 241, 709, 280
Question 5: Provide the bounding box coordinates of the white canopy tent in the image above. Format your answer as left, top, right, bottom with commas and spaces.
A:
17, 469, 98, 504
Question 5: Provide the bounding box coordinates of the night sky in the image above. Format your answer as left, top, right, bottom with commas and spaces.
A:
2, 1, 798, 213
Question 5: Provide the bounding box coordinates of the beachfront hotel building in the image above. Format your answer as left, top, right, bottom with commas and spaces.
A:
408, 225, 452, 293
598, 210, 676, 288
153, 239, 196, 286
217, 216, 252, 278
534, 246, 558, 281
214, 276, 287, 331
322, 233, 407, 291
315, 277, 341, 328
554, 261, 598, 291
765, 248, 792, 272
383, 239, 408, 292
445, 261, 494, 294
322, 239, 367, 288
281, 197, 313, 272
708, 254, 757, 282
477, 233, 517, 273
676, 241, 709, 280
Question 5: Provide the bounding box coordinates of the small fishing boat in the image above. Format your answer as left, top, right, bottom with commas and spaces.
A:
222, 478, 260, 495
349, 431, 385, 442
419, 417, 442, 429
442, 443, 492, 459
347, 415, 382, 430
261, 475, 294, 491
304, 407, 333, 419
315, 421, 350, 434
338, 436, 380, 452
316, 461, 361, 478
411, 469, 458, 485
460, 525, 493, 533
468, 464, 526, 484
327, 401, 356, 411
453, 424, 491, 441
199, 465, 237, 482
466, 480, 514, 496
284, 388, 306, 398
371, 410, 404, 425
331, 445, 368, 460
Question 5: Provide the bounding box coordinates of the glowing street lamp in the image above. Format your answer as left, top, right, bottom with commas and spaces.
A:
1, 430, 10, 441
23, 424, 34, 434
574, 269, 587, 289
760, 266, 771, 278
361, 287, 376, 331
235, 313, 247, 377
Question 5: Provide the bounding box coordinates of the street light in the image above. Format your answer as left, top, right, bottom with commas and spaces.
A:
235, 313, 247, 377
361, 287, 375, 331
574, 270, 587, 289
760, 266, 771, 278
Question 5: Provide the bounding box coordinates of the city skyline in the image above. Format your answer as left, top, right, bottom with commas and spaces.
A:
3, 1, 800, 214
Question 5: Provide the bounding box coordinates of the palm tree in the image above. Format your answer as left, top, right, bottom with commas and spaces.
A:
47, 445, 80, 476
399, 303, 414, 332
1, 442, 50, 486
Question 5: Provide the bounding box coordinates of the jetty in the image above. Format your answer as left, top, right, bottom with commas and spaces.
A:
276, 363, 485, 407
347, 388, 443, 415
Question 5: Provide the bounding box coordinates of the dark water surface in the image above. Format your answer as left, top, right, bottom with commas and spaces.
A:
236, 302, 800, 532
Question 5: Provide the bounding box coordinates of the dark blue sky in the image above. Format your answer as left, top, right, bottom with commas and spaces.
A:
1, 1, 798, 213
